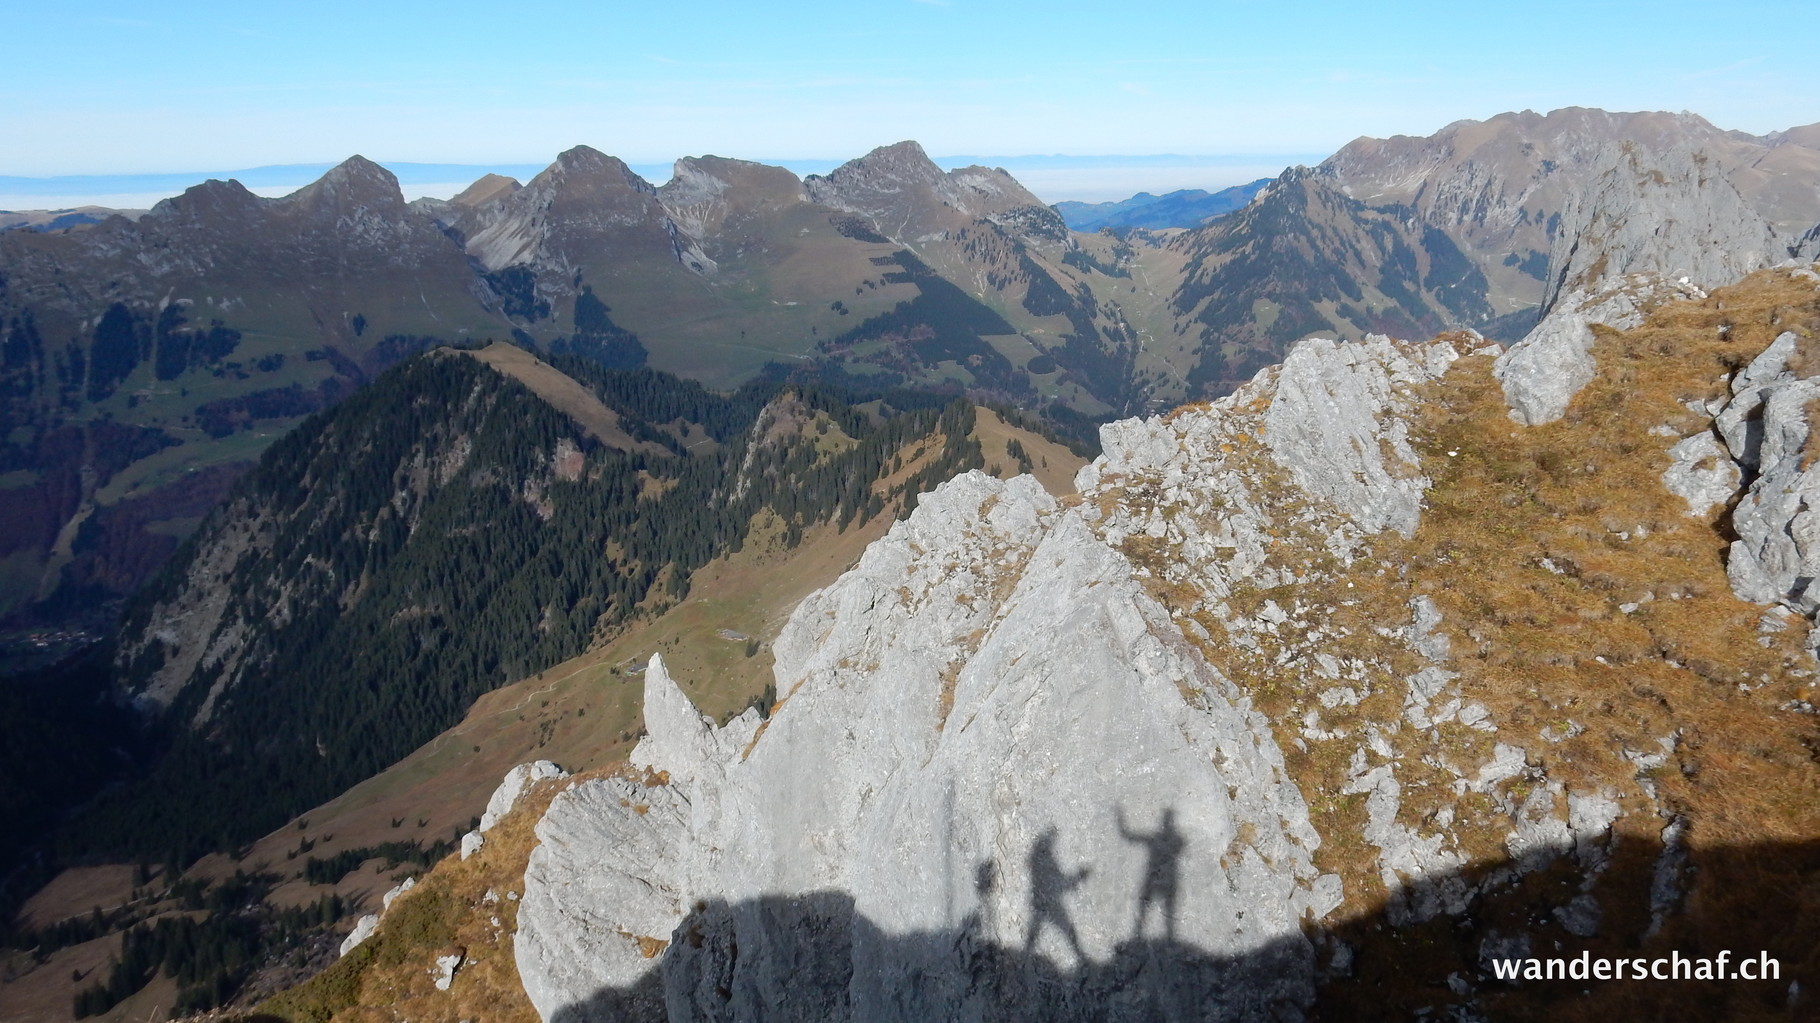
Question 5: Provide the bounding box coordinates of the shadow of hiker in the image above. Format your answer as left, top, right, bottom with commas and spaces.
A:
1024, 826, 1091, 961
1117, 806, 1186, 942
542, 828, 1820, 1022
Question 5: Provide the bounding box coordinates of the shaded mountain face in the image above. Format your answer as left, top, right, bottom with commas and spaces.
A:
77, 344, 1008, 862
0, 156, 495, 643
1164, 168, 1496, 393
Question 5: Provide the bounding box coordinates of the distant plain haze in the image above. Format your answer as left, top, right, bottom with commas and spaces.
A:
2, 0, 1816, 207
0, 154, 1317, 210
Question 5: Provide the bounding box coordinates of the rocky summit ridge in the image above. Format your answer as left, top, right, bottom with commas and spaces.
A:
505, 255, 1820, 1019
511, 324, 1465, 1019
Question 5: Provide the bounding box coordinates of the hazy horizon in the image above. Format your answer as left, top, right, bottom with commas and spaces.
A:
0, 151, 1318, 211
7, 0, 1815, 200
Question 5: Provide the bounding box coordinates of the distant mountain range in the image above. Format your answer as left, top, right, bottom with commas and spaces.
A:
0, 154, 1314, 210
3, 109, 1817, 648
1053, 179, 1272, 232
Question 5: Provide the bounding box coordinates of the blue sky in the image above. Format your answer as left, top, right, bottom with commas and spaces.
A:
3, 0, 1817, 203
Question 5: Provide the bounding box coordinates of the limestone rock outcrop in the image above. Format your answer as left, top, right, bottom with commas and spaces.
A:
519, 471, 1339, 1020
338, 913, 380, 958
1495, 141, 1779, 426
338, 876, 416, 958
510, 300, 1810, 1018
1716, 330, 1820, 615
1495, 273, 1708, 426
512, 329, 1527, 1022
1796, 224, 1820, 264
461, 760, 569, 860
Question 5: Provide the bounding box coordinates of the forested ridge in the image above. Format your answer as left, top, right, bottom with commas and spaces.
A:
73, 347, 1001, 864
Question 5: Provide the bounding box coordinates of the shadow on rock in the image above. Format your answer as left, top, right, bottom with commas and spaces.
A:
544, 826, 1820, 1023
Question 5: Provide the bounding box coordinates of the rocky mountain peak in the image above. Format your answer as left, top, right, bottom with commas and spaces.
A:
659, 156, 807, 242
453, 145, 675, 273
804, 140, 1055, 243
541, 145, 657, 197
807, 140, 945, 193
318, 153, 397, 189
281, 155, 409, 224
663, 155, 805, 209
142, 176, 267, 225
450, 172, 522, 208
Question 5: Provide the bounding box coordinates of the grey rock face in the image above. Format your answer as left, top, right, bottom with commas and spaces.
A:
656, 156, 808, 253
339, 876, 418, 957
519, 469, 1339, 1022
432, 951, 463, 991
481, 760, 569, 833
1541, 141, 1778, 314
1263, 333, 1469, 537
1795, 224, 1820, 263
1662, 431, 1741, 518
1494, 273, 1707, 426
1717, 330, 1800, 469
338, 913, 379, 957
1495, 141, 1779, 427
462, 759, 569, 860
1718, 332, 1820, 610
517, 328, 1655, 1022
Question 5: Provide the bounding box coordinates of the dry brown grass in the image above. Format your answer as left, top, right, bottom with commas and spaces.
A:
1105, 270, 1820, 980
257, 775, 573, 1023
15, 866, 139, 931
461, 344, 666, 456
1393, 271, 1820, 843
967, 408, 1087, 497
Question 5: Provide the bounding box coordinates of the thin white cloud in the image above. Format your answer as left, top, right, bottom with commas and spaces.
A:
1681, 55, 1766, 80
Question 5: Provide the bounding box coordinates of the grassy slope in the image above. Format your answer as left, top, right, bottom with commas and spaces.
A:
1105, 268, 1820, 1019
588, 204, 917, 389
461, 343, 665, 454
